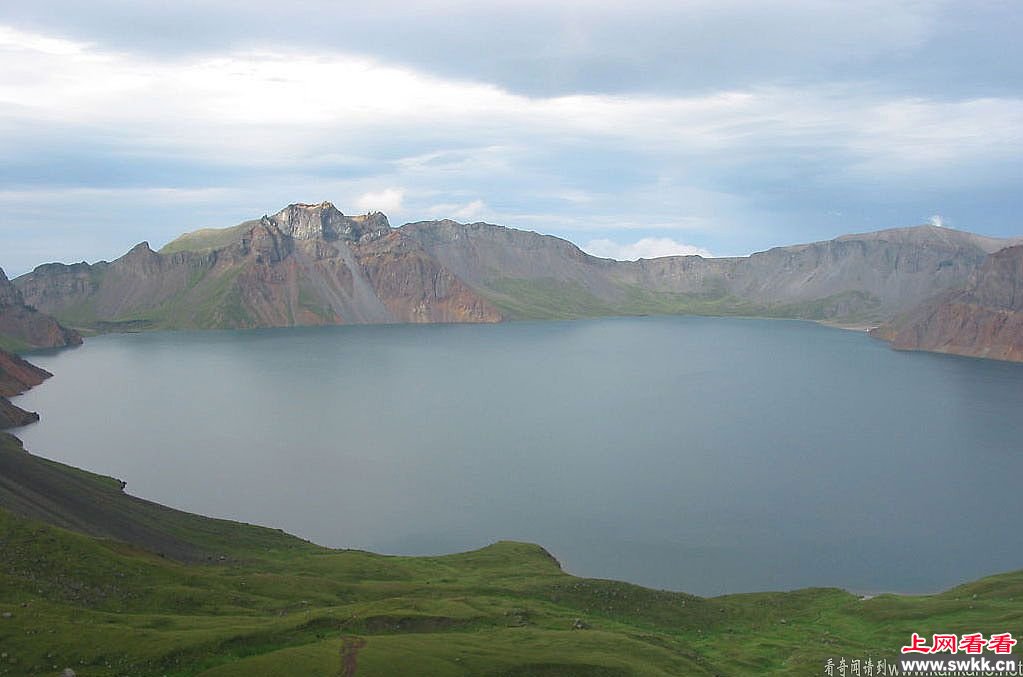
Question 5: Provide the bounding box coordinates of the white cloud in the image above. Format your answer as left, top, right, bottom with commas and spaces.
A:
0, 25, 91, 56
426, 199, 487, 221
0, 186, 237, 203
355, 188, 404, 215
1, 23, 1019, 175
929, 214, 945, 228
583, 237, 713, 260
0, 20, 1020, 273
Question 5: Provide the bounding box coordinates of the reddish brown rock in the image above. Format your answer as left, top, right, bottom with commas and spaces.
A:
353, 231, 501, 324
15, 202, 501, 331
872, 245, 1023, 362
0, 348, 50, 429
0, 397, 39, 429
0, 349, 51, 397
0, 267, 82, 350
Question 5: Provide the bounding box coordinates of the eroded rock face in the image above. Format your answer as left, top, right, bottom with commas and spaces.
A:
402, 221, 1018, 323
0, 397, 39, 429
354, 231, 502, 323
872, 245, 1023, 362
0, 267, 82, 350
0, 349, 51, 397
0, 348, 50, 429
15, 203, 499, 331
266, 202, 390, 241
15, 203, 1023, 340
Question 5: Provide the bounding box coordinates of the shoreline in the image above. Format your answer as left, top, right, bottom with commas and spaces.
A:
4, 335, 1017, 601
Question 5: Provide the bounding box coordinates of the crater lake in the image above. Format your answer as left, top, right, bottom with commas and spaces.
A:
14, 316, 1023, 596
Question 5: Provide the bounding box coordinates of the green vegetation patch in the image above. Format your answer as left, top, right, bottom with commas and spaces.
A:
0, 334, 31, 354
484, 278, 761, 321
1, 430, 1021, 676
760, 290, 884, 323
485, 277, 619, 320
484, 277, 884, 325
160, 224, 252, 255
297, 282, 336, 322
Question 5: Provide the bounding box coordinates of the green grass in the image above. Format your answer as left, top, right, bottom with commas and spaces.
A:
485, 278, 620, 320
0, 334, 31, 354
1, 431, 1020, 676
51, 264, 257, 333
160, 225, 252, 255
297, 283, 337, 322
483, 277, 878, 324
759, 291, 884, 324
484, 278, 759, 321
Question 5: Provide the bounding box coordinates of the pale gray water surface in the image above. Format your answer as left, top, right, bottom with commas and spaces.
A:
14, 316, 1023, 595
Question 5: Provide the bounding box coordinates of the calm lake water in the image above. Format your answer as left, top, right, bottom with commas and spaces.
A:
14, 316, 1023, 596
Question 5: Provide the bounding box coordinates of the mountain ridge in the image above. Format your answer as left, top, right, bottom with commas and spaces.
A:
15, 202, 500, 331
11, 203, 1023, 354
399, 216, 1020, 323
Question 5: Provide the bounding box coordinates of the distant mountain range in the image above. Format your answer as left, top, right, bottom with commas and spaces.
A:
6, 201, 1023, 361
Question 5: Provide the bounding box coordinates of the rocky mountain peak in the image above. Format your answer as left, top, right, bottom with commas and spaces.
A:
348, 211, 391, 235
126, 242, 156, 256
267, 201, 390, 242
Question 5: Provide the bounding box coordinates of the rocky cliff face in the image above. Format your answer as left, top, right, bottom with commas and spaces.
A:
268, 201, 390, 241
0, 348, 51, 397
0, 267, 82, 351
16, 203, 501, 331
872, 245, 1023, 362
0, 348, 50, 429
16, 203, 1022, 336
403, 221, 1016, 323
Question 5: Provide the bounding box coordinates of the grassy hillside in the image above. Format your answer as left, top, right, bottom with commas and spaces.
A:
159, 224, 254, 255
1, 432, 1021, 676
483, 278, 882, 325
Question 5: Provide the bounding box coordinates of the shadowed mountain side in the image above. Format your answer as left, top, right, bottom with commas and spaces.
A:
0, 348, 51, 429
0, 400, 38, 429
0, 432, 315, 562
0, 267, 81, 352
872, 245, 1023, 362
0, 348, 50, 397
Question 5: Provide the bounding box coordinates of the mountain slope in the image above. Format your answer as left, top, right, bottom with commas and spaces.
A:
1, 350, 1022, 674
0, 267, 82, 351
2, 422, 1023, 675
872, 244, 1023, 362
14, 203, 501, 332
403, 220, 1018, 323
14, 204, 1022, 332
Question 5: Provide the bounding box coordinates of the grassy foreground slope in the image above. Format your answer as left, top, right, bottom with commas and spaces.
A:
1, 432, 1021, 676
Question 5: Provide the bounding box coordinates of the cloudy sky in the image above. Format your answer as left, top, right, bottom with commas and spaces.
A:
0, 1, 1020, 275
